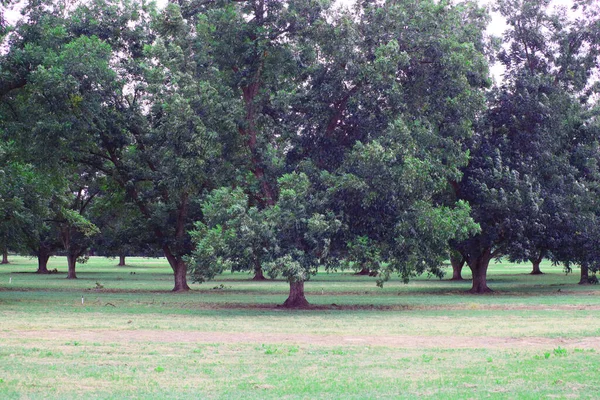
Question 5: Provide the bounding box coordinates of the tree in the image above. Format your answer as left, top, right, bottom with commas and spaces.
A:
53, 169, 101, 279
263, 172, 341, 307
89, 186, 155, 266
314, 0, 488, 285
11, 170, 63, 274
452, 0, 600, 293
176, 0, 337, 280
189, 187, 274, 283
189, 171, 341, 308
0, 161, 24, 264
0, 145, 39, 265
189, 0, 488, 306
0, 0, 241, 290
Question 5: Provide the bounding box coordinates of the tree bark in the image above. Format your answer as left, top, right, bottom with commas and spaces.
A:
467, 248, 493, 293
240, 82, 276, 207
118, 255, 126, 266
579, 262, 590, 285
66, 254, 77, 279
252, 260, 266, 280
282, 280, 310, 308
530, 259, 543, 275
36, 247, 51, 274
161, 192, 191, 292
530, 250, 545, 275
450, 253, 465, 281
167, 255, 190, 292
1, 248, 8, 264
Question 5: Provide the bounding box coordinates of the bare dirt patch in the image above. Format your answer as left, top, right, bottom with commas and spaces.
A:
143, 301, 600, 312
2, 329, 599, 350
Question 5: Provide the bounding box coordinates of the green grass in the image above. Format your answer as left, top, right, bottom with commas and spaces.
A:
1, 255, 599, 399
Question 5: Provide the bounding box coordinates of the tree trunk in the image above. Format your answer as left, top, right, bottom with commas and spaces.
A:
118, 255, 126, 266
252, 260, 266, 281
579, 262, 590, 285
467, 249, 493, 294
530, 249, 545, 275
354, 267, 371, 275
1, 248, 9, 264
66, 254, 77, 279
450, 253, 465, 281
282, 280, 310, 308
36, 247, 51, 274
170, 258, 190, 292
530, 259, 543, 275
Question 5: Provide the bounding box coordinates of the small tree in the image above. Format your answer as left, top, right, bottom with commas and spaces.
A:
54, 171, 101, 279
263, 172, 341, 307
190, 172, 340, 308
188, 187, 274, 283
345, 236, 381, 277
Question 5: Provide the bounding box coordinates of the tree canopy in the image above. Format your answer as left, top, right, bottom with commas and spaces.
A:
1, 0, 599, 306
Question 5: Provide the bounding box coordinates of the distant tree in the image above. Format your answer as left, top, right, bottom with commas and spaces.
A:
0, 161, 24, 264
14, 172, 63, 274
53, 169, 101, 279
451, 0, 600, 292
90, 186, 155, 267
262, 172, 341, 307
0, 145, 39, 265
189, 187, 274, 283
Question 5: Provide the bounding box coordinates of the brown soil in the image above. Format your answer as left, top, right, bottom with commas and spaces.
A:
96, 301, 600, 312
1, 329, 599, 350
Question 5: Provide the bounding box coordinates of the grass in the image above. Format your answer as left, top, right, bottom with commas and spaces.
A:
1, 255, 599, 399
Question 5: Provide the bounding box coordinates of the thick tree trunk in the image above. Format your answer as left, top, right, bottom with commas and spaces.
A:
36, 248, 51, 274
66, 254, 77, 279
530, 250, 545, 275
579, 262, 590, 285
467, 249, 493, 294
530, 259, 543, 275
450, 254, 465, 281
1, 248, 9, 264
282, 281, 310, 308
170, 258, 190, 292
252, 261, 266, 281
118, 255, 126, 266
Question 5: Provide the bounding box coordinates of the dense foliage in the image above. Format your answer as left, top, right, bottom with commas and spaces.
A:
1, 0, 599, 306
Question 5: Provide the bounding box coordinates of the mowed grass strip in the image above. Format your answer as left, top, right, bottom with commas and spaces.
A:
1, 256, 599, 399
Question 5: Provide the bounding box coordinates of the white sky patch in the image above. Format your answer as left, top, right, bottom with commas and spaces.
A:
3, 6, 21, 22
2, 1, 26, 24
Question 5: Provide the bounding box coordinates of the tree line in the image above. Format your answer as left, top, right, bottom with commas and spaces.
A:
1, 0, 599, 307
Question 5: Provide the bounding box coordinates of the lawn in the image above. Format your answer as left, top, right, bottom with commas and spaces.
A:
1, 256, 599, 399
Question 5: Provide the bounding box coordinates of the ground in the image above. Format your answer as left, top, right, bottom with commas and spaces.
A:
0, 256, 599, 399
